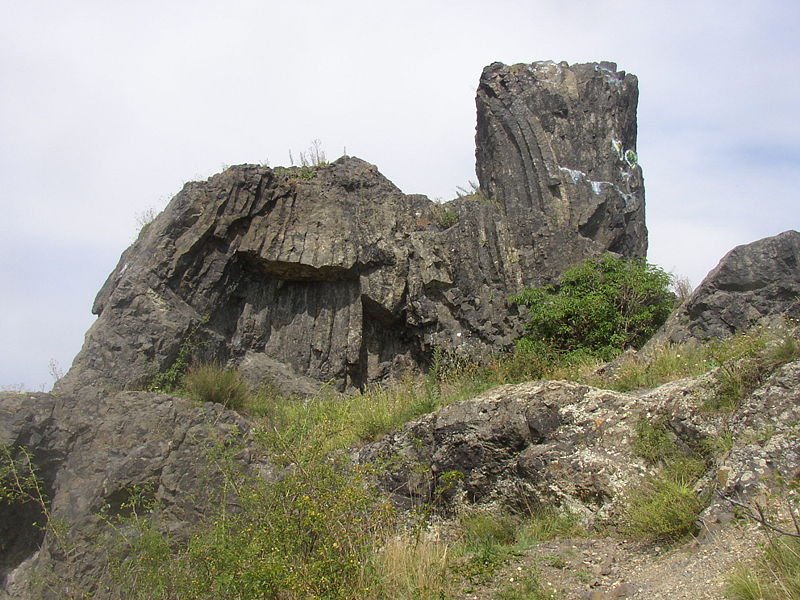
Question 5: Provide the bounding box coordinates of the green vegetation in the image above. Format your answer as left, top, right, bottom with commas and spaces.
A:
449, 506, 580, 594
0, 445, 41, 506
148, 316, 210, 393
727, 536, 800, 599
495, 571, 558, 600
575, 320, 800, 396
623, 473, 706, 542
376, 534, 454, 600
624, 418, 709, 543
182, 362, 250, 410
431, 203, 459, 229
104, 364, 502, 599
107, 450, 393, 599
515, 507, 585, 546
706, 326, 800, 411
0, 445, 72, 565
135, 207, 158, 237
724, 480, 800, 599
455, 510, 520, 583
511, 254, 675, 363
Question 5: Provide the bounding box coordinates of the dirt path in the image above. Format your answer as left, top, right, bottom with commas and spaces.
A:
461, 521, 764, 599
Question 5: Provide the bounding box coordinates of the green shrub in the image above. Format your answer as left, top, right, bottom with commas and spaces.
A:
183, 362, 250, 410
181, 458, 391, 599
108, 455, 392, 599
510, 254, 675, 362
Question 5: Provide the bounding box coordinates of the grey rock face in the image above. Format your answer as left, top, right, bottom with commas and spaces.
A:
56, 61, 648, 395
357, 380, 671, 520
357, 361, 800, 529
655, 230, 800, 343
703, 360, 800, 528
0, 390, 260, 599
476, 61, 647, 284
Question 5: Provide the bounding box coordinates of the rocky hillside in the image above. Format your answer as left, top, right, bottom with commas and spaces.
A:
2, 60, 799, 599
54, 60, 647, 398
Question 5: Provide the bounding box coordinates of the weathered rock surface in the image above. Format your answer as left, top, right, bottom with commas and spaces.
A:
0, 391, 260, 599
358, 361, 800, 531
476, 61, 647, 283
654, 230, 800, 344
55, 60, 647, 396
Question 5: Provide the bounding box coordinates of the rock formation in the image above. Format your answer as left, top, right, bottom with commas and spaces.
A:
0, 390, 261, 598
476, 61, 646, 281
358, 361, 800, 531
654, 230, 800, 344
55, 60, 647, 396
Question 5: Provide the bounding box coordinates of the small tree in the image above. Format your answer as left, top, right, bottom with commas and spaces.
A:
511, 254, 675, 361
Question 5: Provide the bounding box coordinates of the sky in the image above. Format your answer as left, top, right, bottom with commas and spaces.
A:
1, 0, 798, 390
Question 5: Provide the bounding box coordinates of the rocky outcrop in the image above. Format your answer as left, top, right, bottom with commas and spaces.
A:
476, 61, 647, 283
356, 377, 712, 521
55, 60, 648, 396
0, 390, 261, 599
654, 230, 800, 344
5, 361, 799, 597
357, 361, 800, 531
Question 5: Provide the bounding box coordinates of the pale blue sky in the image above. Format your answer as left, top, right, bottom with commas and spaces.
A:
2, 0, 798, 390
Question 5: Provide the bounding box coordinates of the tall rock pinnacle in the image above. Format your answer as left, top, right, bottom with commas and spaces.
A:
476, 61, 647, 282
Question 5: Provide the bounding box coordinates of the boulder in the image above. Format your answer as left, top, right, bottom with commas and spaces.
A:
654, 230, 800, 344
55, 61, 648, 396
0, 391, 261, 599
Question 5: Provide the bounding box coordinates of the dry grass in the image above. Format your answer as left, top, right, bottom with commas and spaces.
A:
375, 534, 454, 599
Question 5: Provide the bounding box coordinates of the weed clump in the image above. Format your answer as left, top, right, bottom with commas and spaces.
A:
183, 362, 249, 410
624, 474, 707, 542
624, 418, 709, 543
727, 536, 800, 599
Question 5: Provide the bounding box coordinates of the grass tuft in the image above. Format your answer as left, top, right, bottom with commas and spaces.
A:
623, 473, 706, 543
376, 534, 453, 599
727, 536, 800, 599
517, 507, 585, 547
182, 362, 250, 410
